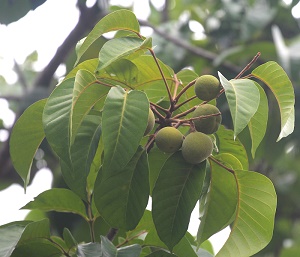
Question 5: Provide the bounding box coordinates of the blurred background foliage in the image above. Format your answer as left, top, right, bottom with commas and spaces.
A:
0, 0, 300, 256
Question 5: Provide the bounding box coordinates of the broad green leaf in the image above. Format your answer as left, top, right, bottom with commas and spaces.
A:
43, 78, 74, 165
216, 170, 277, 257
248, 82, 269, 158
252, 61, 295, 141
102, 86, 149, 172
94, 147, 149, 230
152, 152, 206, 250
148, 146, 171, 194
63, 111, 102, 200
145, 250, 176, 257
77, 242, 101, 257
101, 236, 142, 257
215, 125, 249, 169
63, 228, 77, 250
70, 69, 109, 144
18, 219, 50, 245
11, 240, 62, 257
97, 37, 152, 71
218, 73, 260, 138
21, 188, 88, 220
0, 222, 28, 257
10, 99, 46, 191
65, 59, 98, 80
197, 158, 237, 245
75, 10, 140, 65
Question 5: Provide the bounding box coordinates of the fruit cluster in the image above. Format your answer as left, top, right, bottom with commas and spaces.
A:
145, 75, 222, 164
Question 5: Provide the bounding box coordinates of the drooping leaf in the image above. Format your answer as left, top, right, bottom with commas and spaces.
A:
218, 73, 260, 138
197, 157, 237, 245
21, 188, 88, 220
248, 82, 269, 158
62, 110, 102, 200
43, 78, 74, 165
97, 37, 152, 71
70, 69, 109, 144
0, 222, 29, 257
102, 86, 149, 172
215, 125, 249, 169
251, 61, 295, 141
75, 10, 140, 65
152, 152, 206, 250
94, 147, 149, 230
216, 170, 277, 257
10, 99, 46, 191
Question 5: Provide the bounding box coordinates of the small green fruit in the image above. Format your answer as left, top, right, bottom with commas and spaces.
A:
192, 104, 221, 134
181, 132, 213, 164
144, 109, 155, 135
155, 127, 183, 153
194, 75, 220, 101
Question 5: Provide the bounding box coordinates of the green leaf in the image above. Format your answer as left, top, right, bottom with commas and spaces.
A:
0, 222, 28, 257
63, 110, 102, 200
97, 37, 152, 71
102, 86, 149, 172
248, 82, 269, 158
63, 228, 77, 250
43, 78, 74, 165
218, 73, 260, 138
145, 250, 176, 257
10, 99, 46, 191
216, 170, 277, 257
252, 61, 295, 141
101, 236, 142, 257
70, 69, 109, 144
75, 10, 140, 65
152, 152, 206, 250
65, 58, 98, 80
11, 240, 62, 257
94, 147, 149, 230
215, 125, 249, 170
21, 188, 88, 220
18, 219, 50, 245
77, 242, 101, 257
197, 157, 237, 245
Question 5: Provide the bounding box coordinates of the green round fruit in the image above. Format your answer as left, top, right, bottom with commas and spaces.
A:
192, 104, 221, 134
144, 109, 155, 135
155, 127, 183, 153
194, 75, 220, 101
181, 132, 213, 164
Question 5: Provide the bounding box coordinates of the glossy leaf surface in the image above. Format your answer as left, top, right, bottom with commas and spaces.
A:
219, 73, 260, 138
21, 188, 88, 220
97, 37, 152, 71
197, 156, 237, 245
216, 170, 277, 257
94, 147, 149, 230
10, 99, 46, 191
252, 61, 295, 141
248, 82, 268, 158
75, 9, 140, 65
102, 86, 149, 172
152, 152, 206, 250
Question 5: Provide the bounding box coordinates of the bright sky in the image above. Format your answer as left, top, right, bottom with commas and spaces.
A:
4, 0, 299, 253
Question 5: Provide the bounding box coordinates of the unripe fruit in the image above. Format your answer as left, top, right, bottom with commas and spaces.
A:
144, 109, 155, 135
155, 127, 183, 153
194, 75, 220, 101
181, 132, 213, 164
192, 104, 221, 134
